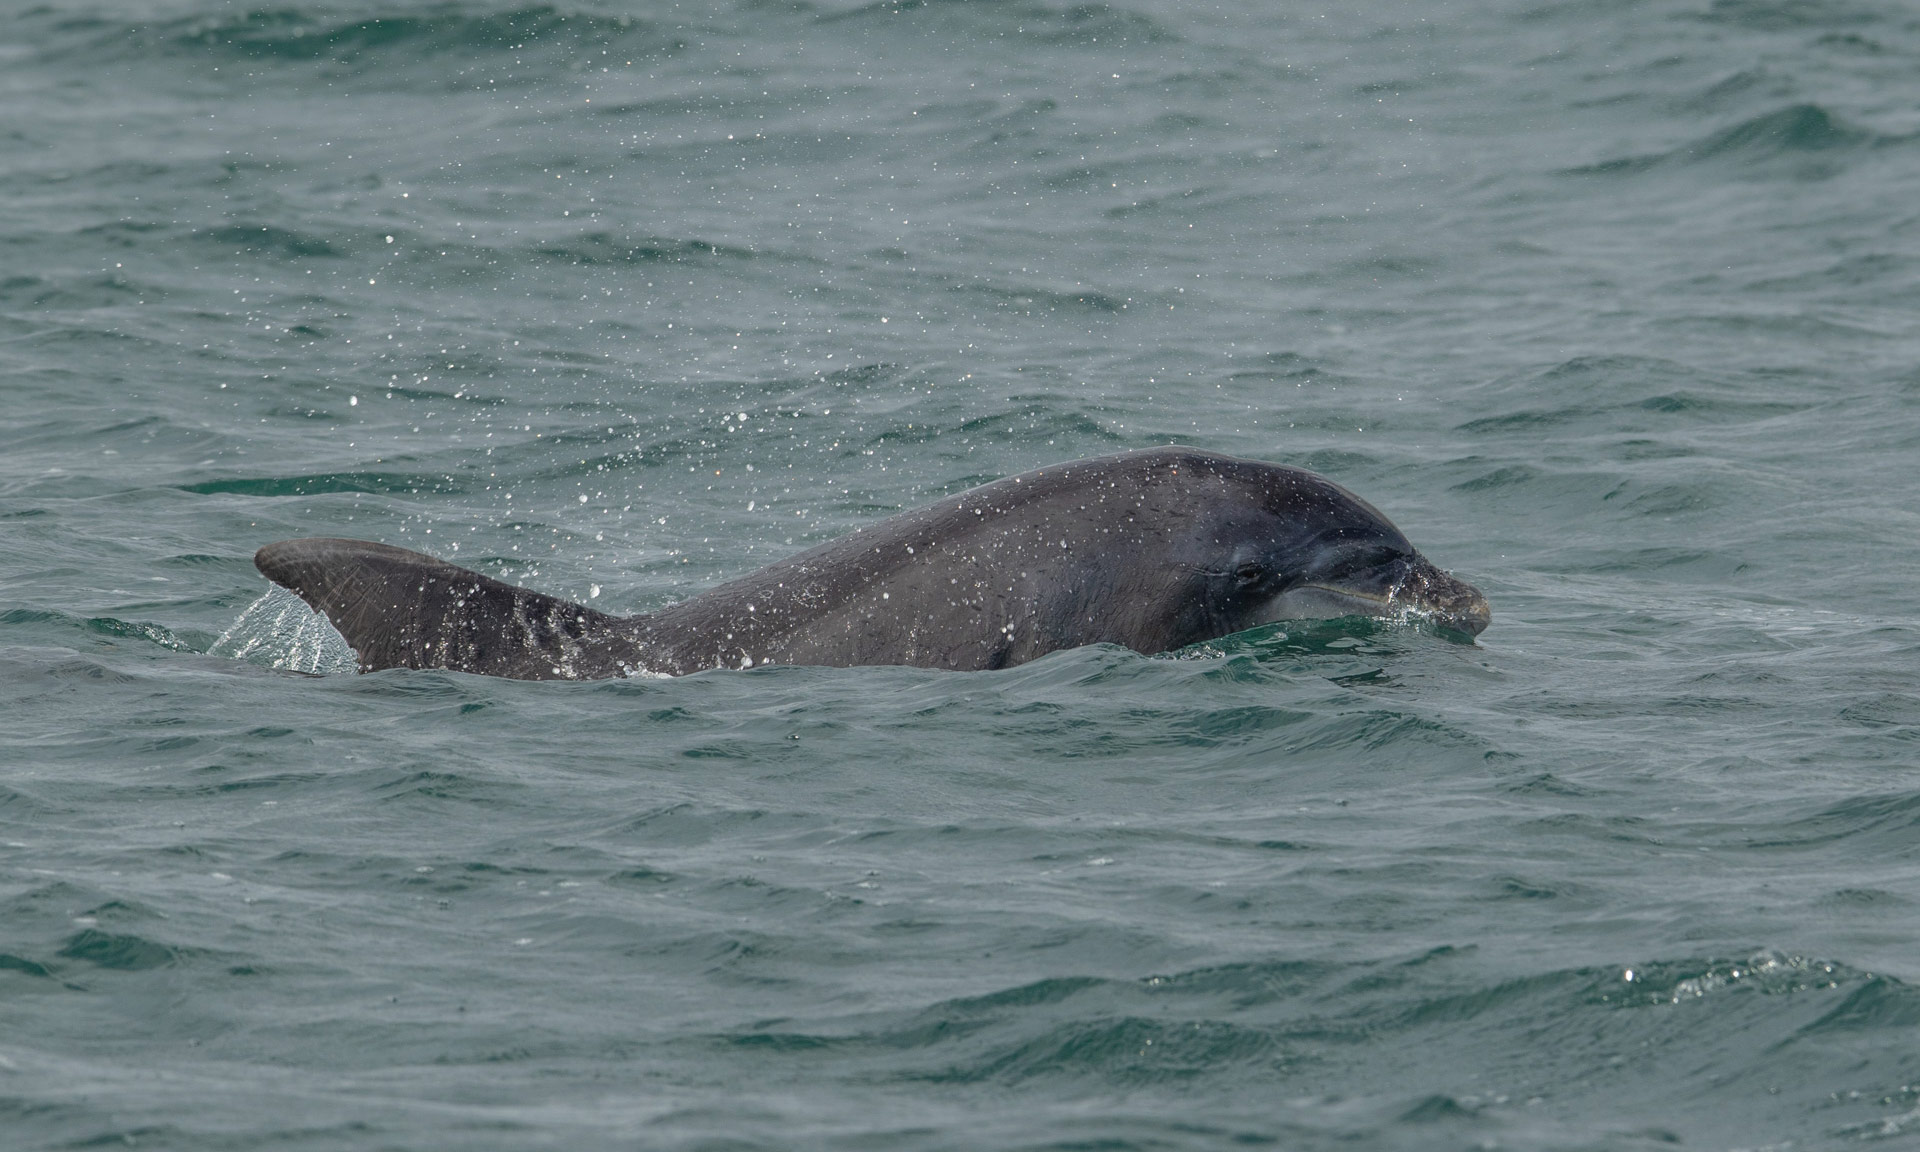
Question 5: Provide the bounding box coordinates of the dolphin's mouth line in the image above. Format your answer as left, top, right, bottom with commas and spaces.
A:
1293, 582, 1392, 606
1262, 571, 1490, 638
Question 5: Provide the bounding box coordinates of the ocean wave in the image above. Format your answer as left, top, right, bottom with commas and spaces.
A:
1738, 791, 1920, 851
816, 0, 1176, 48
531, 231, 797, 267
1568, 104, 1888, 177
193, 223, 344, 260
1454, 355, 1809, 436
949, 279, 1139, 316
1685, 103, 1874, 159
180, 471, 468, 497
712, 949, 1907, 1103
0, 607, 198, 654
57, 927, 192, 971
1699, 0, 1882, 32
67, 5, 682, 66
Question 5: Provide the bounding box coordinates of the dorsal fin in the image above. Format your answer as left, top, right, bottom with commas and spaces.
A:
254, 538, 650, 680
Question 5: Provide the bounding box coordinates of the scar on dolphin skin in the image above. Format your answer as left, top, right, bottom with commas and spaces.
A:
252, 446, 1490, 679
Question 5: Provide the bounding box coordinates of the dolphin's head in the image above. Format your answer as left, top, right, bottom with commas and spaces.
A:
1172, 456, 1491, 640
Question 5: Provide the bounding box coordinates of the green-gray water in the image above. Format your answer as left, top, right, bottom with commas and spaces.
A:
5, 2, 1920, 1148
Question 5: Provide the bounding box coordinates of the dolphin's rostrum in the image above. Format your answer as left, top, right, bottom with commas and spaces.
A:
254, 447, 1489, 679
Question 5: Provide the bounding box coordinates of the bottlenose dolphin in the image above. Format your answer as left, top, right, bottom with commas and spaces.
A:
253, 447, 1489, 679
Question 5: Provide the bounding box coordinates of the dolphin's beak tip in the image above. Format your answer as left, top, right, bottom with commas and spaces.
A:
1406, 561, 1489, 639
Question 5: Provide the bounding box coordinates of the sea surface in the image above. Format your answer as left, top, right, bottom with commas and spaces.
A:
5, 1, 1920, 1148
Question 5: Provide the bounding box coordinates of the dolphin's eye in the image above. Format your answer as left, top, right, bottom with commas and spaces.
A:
1234, 561, 1266, 586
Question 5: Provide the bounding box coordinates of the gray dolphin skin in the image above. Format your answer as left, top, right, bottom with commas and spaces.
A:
254, 446, 1489, 680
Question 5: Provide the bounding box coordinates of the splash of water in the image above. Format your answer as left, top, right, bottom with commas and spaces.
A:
209, 586, 358, 675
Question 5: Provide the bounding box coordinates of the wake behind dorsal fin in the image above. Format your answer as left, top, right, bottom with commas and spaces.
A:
254, 538, 650, 680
